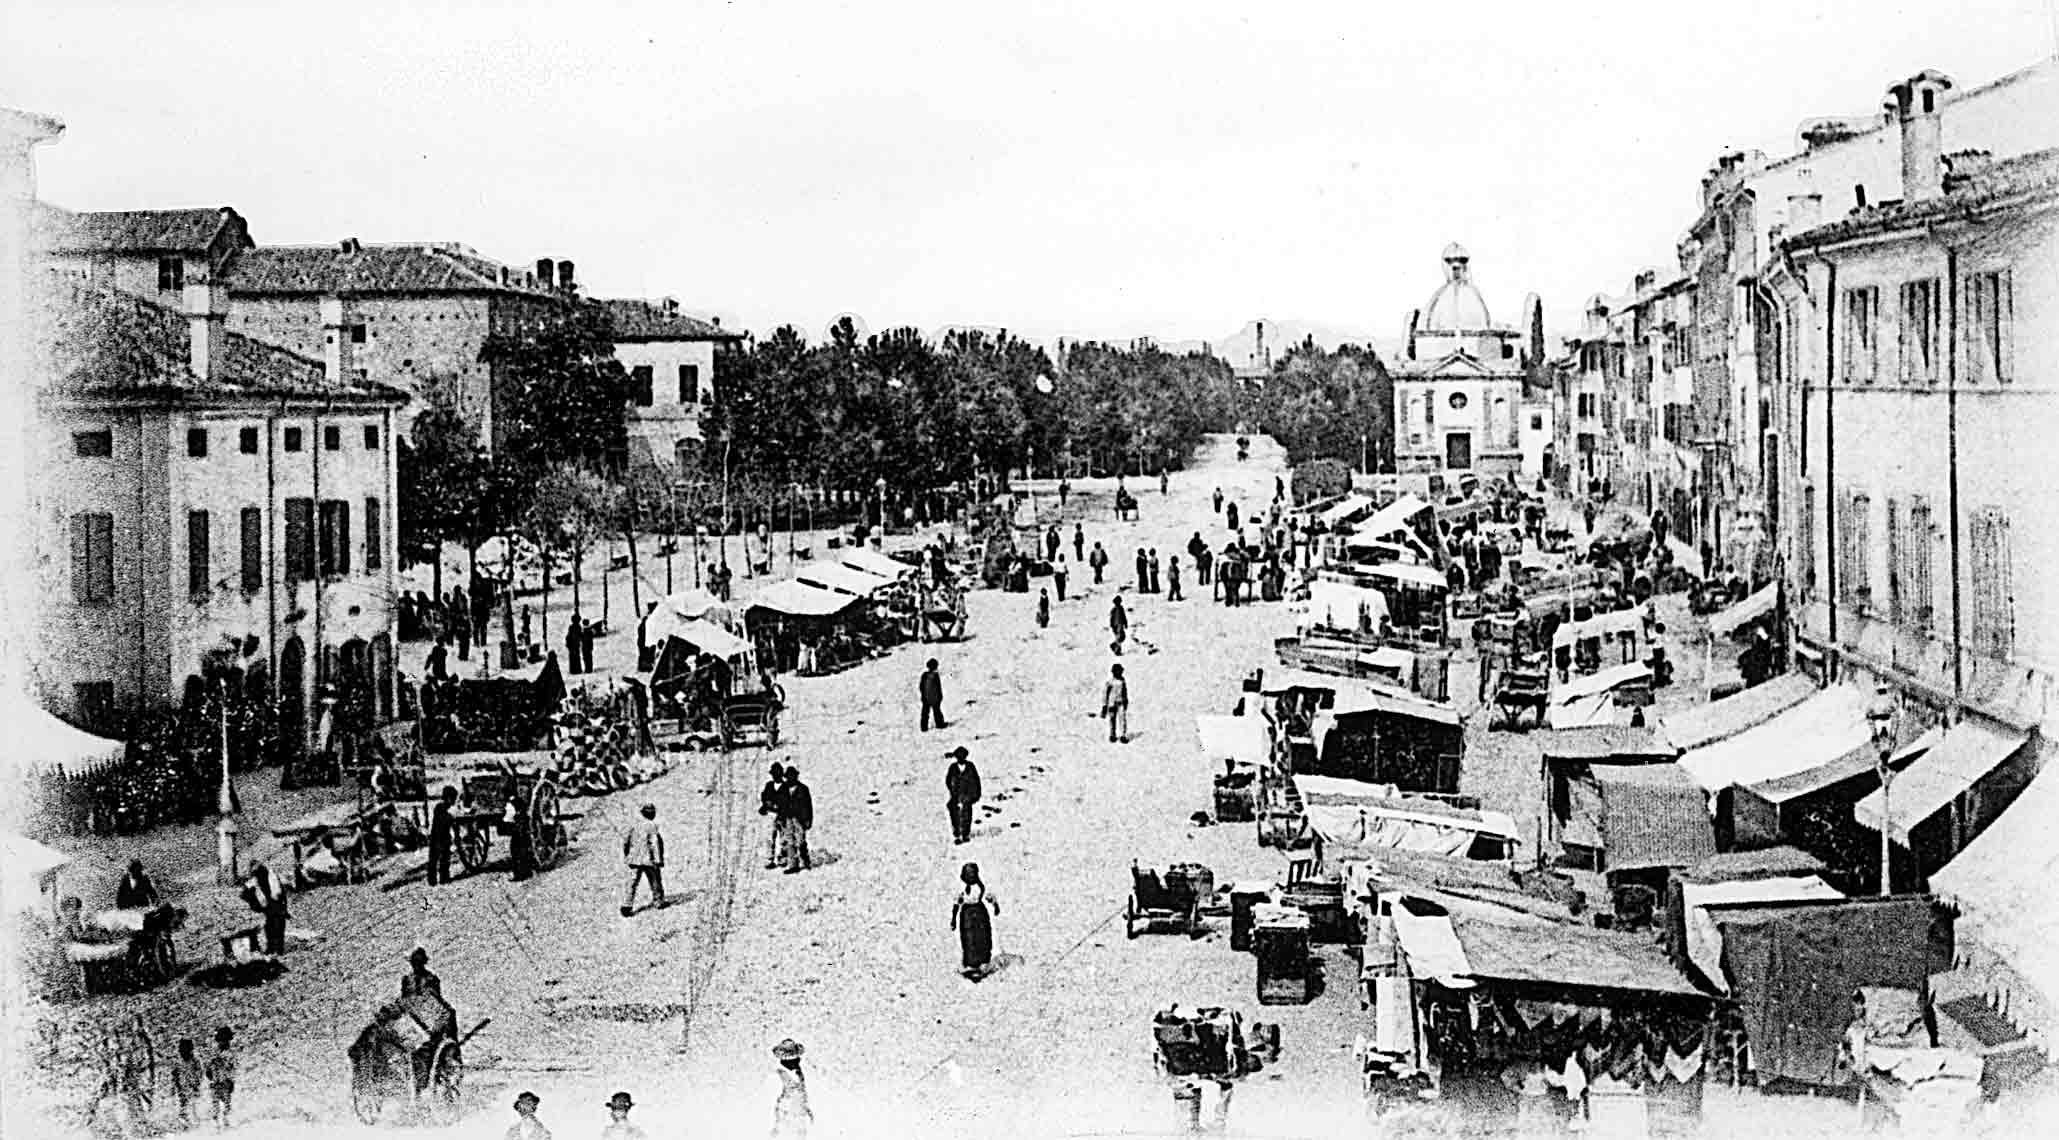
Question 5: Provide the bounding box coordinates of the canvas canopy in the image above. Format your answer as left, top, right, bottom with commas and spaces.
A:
643, 589, 743, 639
1554, 661, 1652, 705
1303, 578, 1390, 632
796, 561, 896, 597
1852, 718, 2029, 844
1324, 683, 1462, 728
748, 579, 862, 618
1318, 494, 1374, 528
1351, 494, 1433, 541
1366, 562, 1449, 591
1539, 725, 1677, 764
1547, 693, 1625, 730
1551, 609, 1645, 651
1930, 753, 2059, 1040
652, 618, 753, 660
1678, 875, 1844, 992
1708, 583, 1778, 640
6, 689, 127, 777
1395, 906, 1707, 998
1305, 793, 1518, 860
1585, 763, 1716, 871
1661, 673, 1816, 753
837, 547, 916, 580
1194, 715, 1270, 766
1677, 683, 1873, 793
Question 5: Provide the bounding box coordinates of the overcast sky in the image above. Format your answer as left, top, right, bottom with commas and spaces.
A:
6, 0, 2055, 346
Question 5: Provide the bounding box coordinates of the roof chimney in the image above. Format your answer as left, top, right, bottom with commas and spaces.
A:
662, 297, 679, 316
320, 296, 354, 385
1786, 192, 1822, 233
535, 259, 554, 289
184, 283, 230, 381
1889, 70, 1954, 203
338, 237, 361, 254
555, 260, 574, 293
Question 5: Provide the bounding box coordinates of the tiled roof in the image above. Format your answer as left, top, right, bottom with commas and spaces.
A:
597, 298, 743, 341
1783, 146, 2059, 249
38, 206, 248, 254
228, 243, 561, 297
30, 280, 406, 404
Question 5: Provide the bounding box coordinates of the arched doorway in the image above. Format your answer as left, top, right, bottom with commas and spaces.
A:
371, 634, 394, 722
279, 636, 307, 761
338, 638, 373, 768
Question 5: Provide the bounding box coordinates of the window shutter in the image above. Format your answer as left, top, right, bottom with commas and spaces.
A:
188, 510, 211, 599
241, 507, 263, 593
71, 514, 90, 601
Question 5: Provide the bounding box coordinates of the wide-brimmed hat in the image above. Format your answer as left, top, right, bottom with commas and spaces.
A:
946, 746, 969, 760
606, 1091, 634, 1111
513, 1091, 541, 1108
771, 1038, 805, 1060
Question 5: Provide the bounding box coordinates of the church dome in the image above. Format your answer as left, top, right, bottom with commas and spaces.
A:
1420, 243, 1491, 331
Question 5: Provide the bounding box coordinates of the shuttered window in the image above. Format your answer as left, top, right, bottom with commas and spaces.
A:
319, 499, 351, 577
1969, 508, 2014, 658
1839, 490, 1870, 607
285, 498, 315, 581
364, 497, 383, 571
70, 512, 114, 604
1897, 279, 1941, 385
240, 507, 263, 593
1965, 270, 2013, 384
1906, 497, 1933, 632
187, 510, 211, 599
1842, 287, 1879, 383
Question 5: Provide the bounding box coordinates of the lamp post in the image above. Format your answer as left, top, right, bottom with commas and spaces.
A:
1868, 684, 1898, 897
874, 477, 888, 542
214, 677, 240, 884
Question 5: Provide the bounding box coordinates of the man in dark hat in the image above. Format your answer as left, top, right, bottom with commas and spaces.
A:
428, 786, 458, 886
505, 1090, 550, 1140
115, 859, 159, 910
760, 763, 788, 869
777, 767, 813, 873
400, 947, 442, 999
600, 1091, 645, 1140
944, 746, 981, 845
919, 658, 947, 731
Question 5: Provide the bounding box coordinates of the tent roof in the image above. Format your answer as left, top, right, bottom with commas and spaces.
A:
1539, 725, 1677, 763
747, 579, 862, 618
1551, 608, 1645, 650
3, 830, 72, 879
1662, 673, 1817, 752
837, 547, 917, 580
1546, 692, 1625, 730
655, 618, 753, 659
1589, 763, 1717, 871
1351, 494, 1433, 540
1931, 749, 2059, 1024
1554, 661, 1652, 704
1366, 561, 1449, 591
1446, 911, 1709, 998
795, 561, 895, 596
1677, 683, 1874, 793
1681, 875, 1845, 993
1194, 715, 1270, 765
1709, 582, 1779, 640
1682, 846, 1829, 883
1854, 717, 2030, 844
1319, 494, 1374, 527
1326, 683, 1463, 728
5, 689, 127, 775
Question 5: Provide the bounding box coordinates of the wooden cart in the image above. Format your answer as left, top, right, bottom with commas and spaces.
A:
272, 802, 398, 889
348, 992, 489, 1126
450, 769, 567, 873
1126, 863, 1210, 939
1253, 907, 1314, 1005
66, 905, 185, 994
1489, 656, 1551, 731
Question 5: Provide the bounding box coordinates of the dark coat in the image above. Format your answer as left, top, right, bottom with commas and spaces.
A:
945, 759, 982, 804
781, 781, 814, 830
920, 669, 944, 705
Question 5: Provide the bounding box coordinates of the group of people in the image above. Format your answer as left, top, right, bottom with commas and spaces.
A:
757, 763, 816, 874
400, 581, 497, 656
501, 1039, 810, 1139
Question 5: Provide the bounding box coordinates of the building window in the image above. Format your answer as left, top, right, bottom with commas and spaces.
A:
187, 510, 211, 599
73, 431, 113, 458
1897, 279, 1941, 384
1448, 392, 1469, 411
240, 507, 263, 593
318, 499, 352, 577
240, 426, 259, 454
1841, 287, 1880, 383
364, 425, 380, 450
678, 364, 699, 405
324, 425, 341, 451
1969, 507, 2014, 658
1530, 413, 1543, 431
285, 498, 315, 581
1576, 393, 1596, 418
349, 323, 368, 344
365, 497, 382, 571
156, 257, 183, 293
1800, 486, 1817, 600
70, 512, 115, 604
185, 428, 207, 458
284, 427, 304, 452
1839, 489, 1871, 608
1905, 497, 1933, 632
1965, 270, 2013, 383
631, 365, 654, 407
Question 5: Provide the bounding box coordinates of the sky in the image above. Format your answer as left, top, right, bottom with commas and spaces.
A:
5, 0, 2056, 348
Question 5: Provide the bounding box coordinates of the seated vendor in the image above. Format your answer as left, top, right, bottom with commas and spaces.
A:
114, 859, 160, 910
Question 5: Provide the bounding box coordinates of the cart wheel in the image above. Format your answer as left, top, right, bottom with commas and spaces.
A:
1187, 903, 1201, 939
455, 827, 489, 872
428, 1041, 463, 1124
1125, 896, 1139, 940
609, 764, 633, 791
351, 1072, 392, 1125
528, 779, 565, 870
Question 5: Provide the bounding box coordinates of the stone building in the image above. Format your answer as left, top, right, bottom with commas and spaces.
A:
223, 243, 573, 447
26, 277, 407, 743
1391, 243, 1535, 478
597, 296, 743, 479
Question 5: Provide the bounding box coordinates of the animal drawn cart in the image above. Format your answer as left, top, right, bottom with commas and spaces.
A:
348, 991, 489, 1125
447, 768, 568, 874
1152, 1005, 1254, 1078
1127, 862, 1213, 939
1489, 654, 1551, 731
65, 904, 186, 994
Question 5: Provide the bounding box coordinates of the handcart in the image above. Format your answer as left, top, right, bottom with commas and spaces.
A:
1254, 905, 1314, 1005
65, 905, 186, 994
718, 685, 785, 750
1126, 862, 1208, 939
450, 768, 567, 873
1152, 1006, 1253, 1078
348, 991, 490, 1125
1489, 655, 1551, 731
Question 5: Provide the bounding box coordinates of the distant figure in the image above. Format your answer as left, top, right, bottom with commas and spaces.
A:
1103, 663, 1131, 743
920, 658, 948, 731
760, 763, 788, 869
505, 1090, 551, 1140
451, 586, 471, 660
401, 947, 442, 999
205, 1026, 237, 1129
428, 786, 458, 885
1160, 470, 1169, 496
1135, 548, 1149, 593
621, 803, 666, 916
115, 859, 159, 910
952, 862, 1000, 979
1147, 549, 1162, 594
600, 1091, 646, 1140
1088, 542, 1108, 584
427, 637, 450, 682
1213, 487, 1223, 514
1073, 524, 1085, 562
945, 746, 981, 845
1036, 587, 1051, 628
170, 1038, 202, 1129
769, 1040, 812, 1140
1053, 553, 1069, 601
778, 767, 814, 873
1167, 557, 1184, 602
1109, 597, 1128, 655
1059, 479, 1071, 508
1225, 501, 1239, 532
565, 616, 584, 676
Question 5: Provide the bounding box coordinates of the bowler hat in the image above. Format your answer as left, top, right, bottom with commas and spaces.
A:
513, 1091, 541, 1108
771, 1038, 805, 1060
606, 1091, 634, 1111
946, 746, 969, 760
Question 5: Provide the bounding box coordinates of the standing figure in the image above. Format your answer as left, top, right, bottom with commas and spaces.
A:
1109, 597, 1128, 656
919, 658, 948, 731
1159, 469, 1169, 496
171, 1038, 202, 1129
621, 803, 666, 917
520, 605, 534, 648
1147, 549, 1162, 594
1072, 524, 1085, 562
451, 586, 472, 660
1225, 501, 1239, 532
1058, 479, 1071, 507
600, 1091, 646, 1140
1052, 553, 1069, 601
769, 1040, 812, 1140
1167, 557, 1184, 602
760, 763, 788, 869
1103, 663, 1131, 744
205, 1026, 237, 1129
1088, 542, 1108, 584
507, 789, 536, 883
115, 859, 159, 909
1036, 588, 1050, 629
945, 746, 981, 845
401, 947, 442, 999
1134, 548, 1149, 593
778, 767, 814, 873
565, 616, 584, 676
428, 786, 458, 885
1212, 487, 1223, 514
241, 864, 289, 956
505, 1091, 551, 1140
1046, 526, 1061, 563
427, 637, 450, 683
951, 862, 1000, 979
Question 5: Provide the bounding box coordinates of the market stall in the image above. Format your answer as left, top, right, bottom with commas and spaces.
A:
1260, 671, 1463, 793
746, 579, 869, 675
1298, 774, 1518, 865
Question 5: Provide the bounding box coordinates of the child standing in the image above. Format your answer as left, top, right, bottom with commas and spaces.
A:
204, 1026, 237, 1128
171, 1038, 202, 1129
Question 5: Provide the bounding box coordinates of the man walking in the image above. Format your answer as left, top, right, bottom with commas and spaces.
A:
1036, 587, 1051, 628
426, 636, 450, 682
1109, 596, 1128, 655
1045, 526, 1061, 563
760, 763, 788, 869
1053, 552, 1069, 601
1103, 663, 1130, 744
778, 767, 814, 873
1225, 501, 1239, 532
1072, 523, 1085, 562
919, 658, 948, 731
451, 586, 471, 660
621, 803, 665, 917
1167, 556, 1184, 601
945, 746, 981, 844
1088, 542, 1108, 585
428, 786, 458, 885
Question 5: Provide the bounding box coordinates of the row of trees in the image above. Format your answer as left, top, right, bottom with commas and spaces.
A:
1246, 337, 1396, 471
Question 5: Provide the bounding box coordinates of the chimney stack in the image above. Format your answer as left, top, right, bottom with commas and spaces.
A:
535, 258, 554, 290
1889, 70, 1954, 202
1786, 192, 1823, 233
320, 296, 353, 384
556, 260, 574, 292
184, 282, 230, 382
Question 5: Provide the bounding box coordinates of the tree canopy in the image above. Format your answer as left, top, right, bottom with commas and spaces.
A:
1248, 338, 1395, 470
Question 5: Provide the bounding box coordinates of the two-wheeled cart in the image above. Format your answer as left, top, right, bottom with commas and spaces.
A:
448, 769, 567, 874
348, 992, 489, 1125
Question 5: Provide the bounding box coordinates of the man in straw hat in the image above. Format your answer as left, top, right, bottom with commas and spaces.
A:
768, 1039, 812, 1139
504, 1090, 550, 1140
599, 1090, 645, 1140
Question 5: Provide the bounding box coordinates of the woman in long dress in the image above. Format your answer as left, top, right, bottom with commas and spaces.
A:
951, 863, 998, 979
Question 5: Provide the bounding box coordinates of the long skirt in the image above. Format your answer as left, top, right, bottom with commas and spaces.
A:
957, 900, 993, 972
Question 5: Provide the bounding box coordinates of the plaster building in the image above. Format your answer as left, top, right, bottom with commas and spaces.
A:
26, 277, 407, 746
597, 297, 743, 479
1554, 294, 1628, 497
1391, 244, 1536, 478
223, 243, 573, 447
1, 108, 66, 691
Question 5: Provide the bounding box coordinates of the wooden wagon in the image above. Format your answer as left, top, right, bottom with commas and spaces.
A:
449, 769, 568, 874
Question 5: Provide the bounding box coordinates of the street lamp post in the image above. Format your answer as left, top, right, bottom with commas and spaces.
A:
1868, 685, 1898, 897
874, 477, 888, 542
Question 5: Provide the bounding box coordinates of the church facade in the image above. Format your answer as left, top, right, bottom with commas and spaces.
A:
1391, 244, 1542, 480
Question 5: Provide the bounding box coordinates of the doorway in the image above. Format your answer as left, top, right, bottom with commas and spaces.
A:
1444, 432, 1472, 470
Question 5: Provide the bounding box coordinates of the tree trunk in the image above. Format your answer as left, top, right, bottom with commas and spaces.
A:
501, 530, 518, 663
626, 486, 645, 633
602, 537, 611, 626
540, 548, 552, 651
572, 551, 583, 622
431, 534, 444, 625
